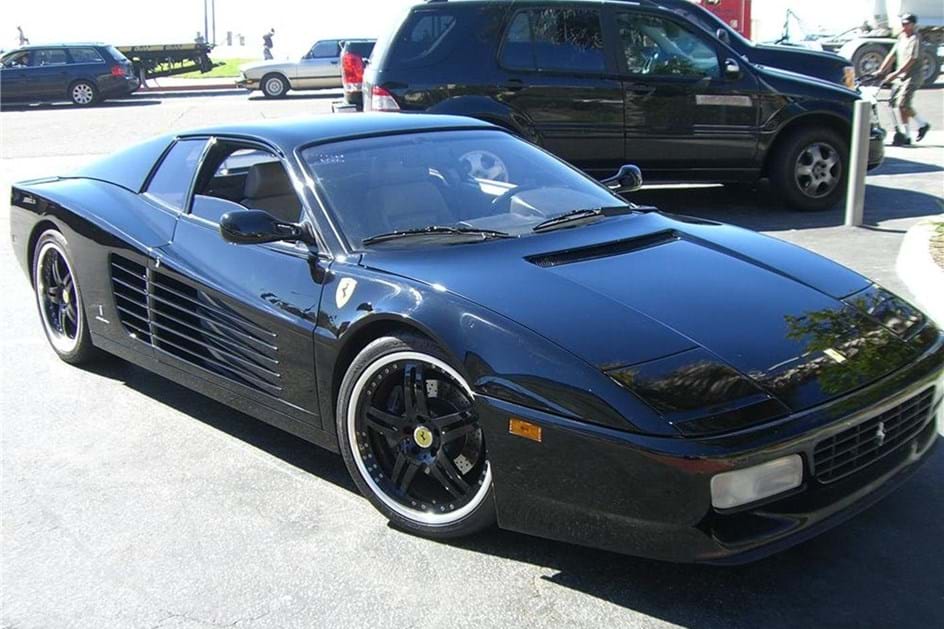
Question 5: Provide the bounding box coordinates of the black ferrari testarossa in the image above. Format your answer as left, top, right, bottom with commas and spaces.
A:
10, 114, 943, 563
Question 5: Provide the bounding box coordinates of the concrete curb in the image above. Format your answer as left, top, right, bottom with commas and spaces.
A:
896, 216, 944, 327
139, 82, 239, 93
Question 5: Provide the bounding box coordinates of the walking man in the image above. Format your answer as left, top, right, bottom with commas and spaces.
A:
878, 13, 931, 145
17, 26, 29, 46
263, 28, 275, 60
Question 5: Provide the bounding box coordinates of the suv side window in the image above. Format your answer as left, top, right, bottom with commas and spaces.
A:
500, 8, 605, 74
69, 47, 105, 64
616, 13, 720, 79
145, 139, 207, 211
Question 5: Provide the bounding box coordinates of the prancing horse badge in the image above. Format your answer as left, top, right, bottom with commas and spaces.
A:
336, 277, 357, 308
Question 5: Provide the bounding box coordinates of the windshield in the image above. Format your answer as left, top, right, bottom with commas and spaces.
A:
671, 2, 753, 49
301, 130, 628, 249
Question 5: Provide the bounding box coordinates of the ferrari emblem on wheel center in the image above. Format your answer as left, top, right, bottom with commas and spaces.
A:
413, 425, 434, 449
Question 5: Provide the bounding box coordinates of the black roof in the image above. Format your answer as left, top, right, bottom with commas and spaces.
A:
182, 113, 496, 151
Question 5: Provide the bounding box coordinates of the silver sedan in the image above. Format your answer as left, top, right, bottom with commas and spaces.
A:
238, 39, 342, 98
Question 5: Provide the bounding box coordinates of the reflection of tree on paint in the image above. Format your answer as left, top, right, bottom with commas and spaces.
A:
784, 307, 915, 396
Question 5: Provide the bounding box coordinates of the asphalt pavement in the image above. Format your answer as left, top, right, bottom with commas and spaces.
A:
2, 86, 943, 629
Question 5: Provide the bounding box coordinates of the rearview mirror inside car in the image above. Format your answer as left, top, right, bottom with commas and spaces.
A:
219, 209, 312, 246
601, 165, 643, 193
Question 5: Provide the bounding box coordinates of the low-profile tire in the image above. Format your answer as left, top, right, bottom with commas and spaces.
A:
770, 126, 848, 212
32, 230, 101, 364
261, 73, 288, 98
336, 333, 496, 539
69, 80, 98, 106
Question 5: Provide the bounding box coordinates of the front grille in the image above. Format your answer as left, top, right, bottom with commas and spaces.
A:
813, 388, 936, 483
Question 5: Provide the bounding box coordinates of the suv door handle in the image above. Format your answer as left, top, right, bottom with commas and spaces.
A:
503, 79, 524, 92
627, 85, 655, 97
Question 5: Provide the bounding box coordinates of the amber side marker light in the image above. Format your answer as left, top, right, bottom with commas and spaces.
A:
509, 418, 542, 442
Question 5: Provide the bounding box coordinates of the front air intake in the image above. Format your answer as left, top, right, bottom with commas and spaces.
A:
525, 230, 680, 268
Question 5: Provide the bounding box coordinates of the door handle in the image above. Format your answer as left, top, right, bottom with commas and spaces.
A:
503, 79, 524, 92
330, 60, 338, 65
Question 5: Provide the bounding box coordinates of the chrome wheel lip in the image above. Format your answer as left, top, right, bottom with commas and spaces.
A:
794, 141, 841, 199
35, 241, 81, 354
72, 83, 94, 104
264, 77, 285, 96
347, 351, 492, 527
858, 52, 884, 76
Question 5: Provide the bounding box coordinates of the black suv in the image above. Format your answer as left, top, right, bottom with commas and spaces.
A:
0, 43, 138, 106
365, 0, 885, 211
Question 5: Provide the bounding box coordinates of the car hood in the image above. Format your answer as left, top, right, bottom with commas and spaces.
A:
361, 213, 923, 421
239, 60, 297, 75
750, 43, 849, 66
755, 64, 858, 100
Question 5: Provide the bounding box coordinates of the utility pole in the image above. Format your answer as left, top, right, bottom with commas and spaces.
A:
211, 0, 216, 45
203, 0, 209, 44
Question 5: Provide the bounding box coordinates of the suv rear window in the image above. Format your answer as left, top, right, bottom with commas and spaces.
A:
500, 8, 605, 74
387, 11, 456, 66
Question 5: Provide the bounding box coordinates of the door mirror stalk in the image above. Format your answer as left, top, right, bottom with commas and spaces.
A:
601, 164, 643, 193
220, 210, 315, 247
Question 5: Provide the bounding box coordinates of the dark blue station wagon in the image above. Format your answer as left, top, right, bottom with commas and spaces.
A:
0, 43, 139, 106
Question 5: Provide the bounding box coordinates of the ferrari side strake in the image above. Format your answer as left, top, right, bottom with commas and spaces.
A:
9, 114, 943, 563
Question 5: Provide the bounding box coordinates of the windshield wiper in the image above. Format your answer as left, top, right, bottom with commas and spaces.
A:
361, 225, 512, 246
531, 205, 642, 233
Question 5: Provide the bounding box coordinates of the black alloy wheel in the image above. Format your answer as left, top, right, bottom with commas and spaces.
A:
338, 335, 495, 537
32, 230, 99, 363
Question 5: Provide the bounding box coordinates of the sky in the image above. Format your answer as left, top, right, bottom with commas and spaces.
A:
7, 0, 883, 59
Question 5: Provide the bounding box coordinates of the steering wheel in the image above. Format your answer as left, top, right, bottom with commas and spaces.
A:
489, 183, 548, 217
459, 150, 510, 183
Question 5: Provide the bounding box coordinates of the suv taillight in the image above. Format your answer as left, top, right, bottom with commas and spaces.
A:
341, 52, 365, 89
368, 85, 399, 112
110, 64, 126, 78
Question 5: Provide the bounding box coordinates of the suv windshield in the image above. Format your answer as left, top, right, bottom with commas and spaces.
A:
301, 130, 628, 248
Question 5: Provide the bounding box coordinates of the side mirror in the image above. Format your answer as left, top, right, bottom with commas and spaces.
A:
716, 28, 731, 44
723, 58, 742, 79
219, 209, 311, 245
601, 164, 643, 193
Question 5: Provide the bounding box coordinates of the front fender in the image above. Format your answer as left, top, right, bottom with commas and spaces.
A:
314, 260, 674, 437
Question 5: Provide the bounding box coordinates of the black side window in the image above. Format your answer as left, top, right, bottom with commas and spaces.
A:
33, 49, 69, 66
69, 48, 105, 64
500, 8, 605, 74
616, 13, 720, 78
393, 12, 456, 64
192, 144, 302, 225
145, 139, 207, 211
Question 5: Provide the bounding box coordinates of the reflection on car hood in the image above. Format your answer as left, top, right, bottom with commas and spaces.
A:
239, 60, 298, 76
362, 213, 922, 415
756, 64, 857, 99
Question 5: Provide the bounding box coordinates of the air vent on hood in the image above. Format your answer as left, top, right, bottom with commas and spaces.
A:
526, 230, 680, 268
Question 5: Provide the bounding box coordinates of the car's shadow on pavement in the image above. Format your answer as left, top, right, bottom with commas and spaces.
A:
248, 92, 342, 102
1, 99, 162, 112
445, 444, 944, 628
83, 357, 942, 626
629, 183, 943, 233
84, 358, 358, 495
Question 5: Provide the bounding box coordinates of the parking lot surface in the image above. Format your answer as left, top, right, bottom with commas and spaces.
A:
2, 87, 943, 628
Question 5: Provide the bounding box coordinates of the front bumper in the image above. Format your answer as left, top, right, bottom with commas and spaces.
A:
479, 331, 943, 563
236, 78, 259, 90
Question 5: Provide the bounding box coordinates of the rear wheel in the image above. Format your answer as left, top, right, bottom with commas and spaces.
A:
337, 334, 496, 538
920, 49, 940, 86
32, 230, 100, 364
261, 73, 288, 98
852, 43, 889, 79
69, 80, 98, 106
771, 127, 847, 212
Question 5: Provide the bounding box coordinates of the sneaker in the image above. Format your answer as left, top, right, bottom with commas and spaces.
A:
916, 123, 931, 142
892, 131, 912, 146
